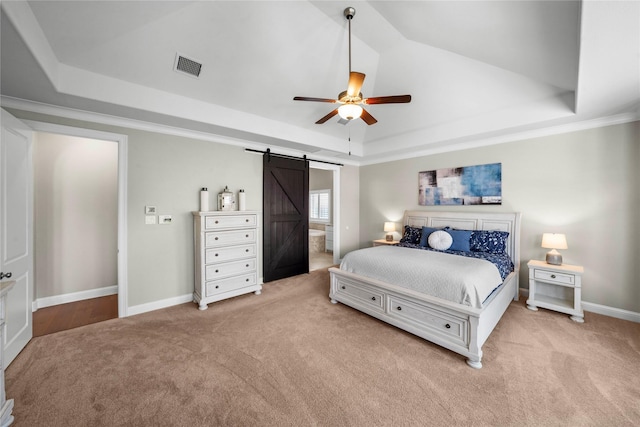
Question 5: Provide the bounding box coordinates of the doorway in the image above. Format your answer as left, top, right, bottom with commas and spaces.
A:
309, 167, 334, 271
31, 131, 118, 335
24, 121, 129, 319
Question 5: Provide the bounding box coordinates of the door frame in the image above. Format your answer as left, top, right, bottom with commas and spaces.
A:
24, 120, 129, 317
309, 161, 340, 265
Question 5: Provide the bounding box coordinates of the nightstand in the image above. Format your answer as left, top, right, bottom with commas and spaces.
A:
373, 239, 399, 247
527, 260, 584, 322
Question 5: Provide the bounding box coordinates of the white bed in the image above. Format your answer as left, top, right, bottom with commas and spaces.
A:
329, 210, 521, 368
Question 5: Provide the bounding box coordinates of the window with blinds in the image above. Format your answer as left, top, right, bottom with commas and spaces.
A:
310, 189, 331, 222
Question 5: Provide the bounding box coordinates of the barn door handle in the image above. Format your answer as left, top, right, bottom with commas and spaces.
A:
0, 272, 12, 280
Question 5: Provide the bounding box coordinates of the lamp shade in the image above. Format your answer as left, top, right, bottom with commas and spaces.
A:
541, 233, 568, 249
384, 222, 396, 232
338, 103, 363, 120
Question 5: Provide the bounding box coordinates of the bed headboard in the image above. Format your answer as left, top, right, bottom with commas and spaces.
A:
402, 210, 522, 271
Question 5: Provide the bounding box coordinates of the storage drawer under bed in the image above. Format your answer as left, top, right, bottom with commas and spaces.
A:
387, 295, 469, 346
333, 278, 385, 312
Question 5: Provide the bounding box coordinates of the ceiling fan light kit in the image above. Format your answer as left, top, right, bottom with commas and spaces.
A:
293, 6, 411, 126
338, 104, 363, 120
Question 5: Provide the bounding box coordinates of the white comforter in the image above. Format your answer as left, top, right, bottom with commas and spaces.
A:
339, 246, 503, 308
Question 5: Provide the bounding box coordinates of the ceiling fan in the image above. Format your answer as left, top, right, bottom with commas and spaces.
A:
293, 7, 411, 125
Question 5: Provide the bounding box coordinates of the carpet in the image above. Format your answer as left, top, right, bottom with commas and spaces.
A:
6, 268, 640, 426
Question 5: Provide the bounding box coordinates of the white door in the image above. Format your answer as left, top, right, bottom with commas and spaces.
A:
1, 109, 33, 367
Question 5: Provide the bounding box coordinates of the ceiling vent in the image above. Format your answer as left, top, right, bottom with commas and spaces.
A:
174, 53, 202, 78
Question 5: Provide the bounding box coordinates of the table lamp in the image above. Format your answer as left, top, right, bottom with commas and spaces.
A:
541, 233, 568, 265
384, 222, 396, 242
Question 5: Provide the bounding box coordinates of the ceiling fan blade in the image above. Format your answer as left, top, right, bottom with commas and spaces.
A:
315, 109, 339, 124
363, 95, 412, 105
360, 108, 378, 125
293, 96, 338, 103
346, 72, 366, 98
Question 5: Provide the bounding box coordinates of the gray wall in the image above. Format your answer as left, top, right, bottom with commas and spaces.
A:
359, 121, 640, 313
8, 109, 361, 309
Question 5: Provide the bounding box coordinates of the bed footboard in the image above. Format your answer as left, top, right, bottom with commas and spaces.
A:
329, 267, 517, 369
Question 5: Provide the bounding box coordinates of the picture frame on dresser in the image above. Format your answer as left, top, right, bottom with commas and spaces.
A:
192, 211, 262, 310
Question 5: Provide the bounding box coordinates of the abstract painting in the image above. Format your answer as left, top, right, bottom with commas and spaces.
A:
418, 163, 502, 206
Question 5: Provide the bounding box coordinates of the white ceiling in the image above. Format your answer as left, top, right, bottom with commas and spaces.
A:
1, 1, 639, 165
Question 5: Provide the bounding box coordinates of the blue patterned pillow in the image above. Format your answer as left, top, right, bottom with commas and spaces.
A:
400, 226, 422, 244
470, 230, 510, 253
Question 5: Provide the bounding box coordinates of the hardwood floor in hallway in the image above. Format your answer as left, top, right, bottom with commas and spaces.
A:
33, 294, 118, 337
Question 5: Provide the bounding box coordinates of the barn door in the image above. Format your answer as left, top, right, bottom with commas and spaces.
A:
263, 154, 309, 282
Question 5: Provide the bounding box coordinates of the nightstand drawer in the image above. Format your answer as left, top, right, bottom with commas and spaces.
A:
534, 269, 575, 286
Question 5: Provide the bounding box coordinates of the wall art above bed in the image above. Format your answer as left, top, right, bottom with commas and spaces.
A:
418, 162, 502, 206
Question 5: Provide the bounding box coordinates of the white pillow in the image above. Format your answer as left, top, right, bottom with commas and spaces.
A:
428, 230, 453, 251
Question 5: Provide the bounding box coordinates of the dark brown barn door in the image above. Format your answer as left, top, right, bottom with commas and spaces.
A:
263, 154, 309, 282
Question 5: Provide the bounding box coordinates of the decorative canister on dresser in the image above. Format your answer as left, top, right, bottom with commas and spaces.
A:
192, 211, 262, 310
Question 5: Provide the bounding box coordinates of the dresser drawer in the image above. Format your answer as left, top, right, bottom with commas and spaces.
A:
534, 269, 575, 286
205, 258, 256, 281
205, 229, 256, 247
335, 280, 384, 311
206, 273, 257, 296
204, 214, 256, 230
388, 295, 468, 345
205, 244, 256, 264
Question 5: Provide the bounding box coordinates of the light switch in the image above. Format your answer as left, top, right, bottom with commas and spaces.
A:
158, 215, 172, 224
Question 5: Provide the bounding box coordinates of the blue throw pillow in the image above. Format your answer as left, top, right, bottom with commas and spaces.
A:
419, 227, 441, 247
447, 229, 472, 252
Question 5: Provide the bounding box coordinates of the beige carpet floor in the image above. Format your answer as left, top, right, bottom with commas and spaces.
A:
6, 268, 640, 426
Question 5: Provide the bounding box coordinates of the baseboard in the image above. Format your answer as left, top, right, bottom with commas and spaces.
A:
33, 285, 118, 311
127, 293, 194, 317
519, 288, 640, 323
127, 279, 265, 316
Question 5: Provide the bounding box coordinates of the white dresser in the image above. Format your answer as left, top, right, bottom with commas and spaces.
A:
193, 211, 262, 310
1, 281, 15, 427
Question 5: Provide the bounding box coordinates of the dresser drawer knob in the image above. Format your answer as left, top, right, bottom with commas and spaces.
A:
246, 234, 249, 238
371, 296, 376, 301
445, 323, 451, 329
245, 249, 249, 252
215, 285, 219, 289
341, 286, 346, 290
246, 278, 250, 282
215, 220, 219, 224
215, 237, 219, 241
246, 264, 249, 267
246, 219, 249, 222
551, 274, 556, 279
215, 269, 219, 273
215, 253, 219, 257
397, 306, 402, 311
